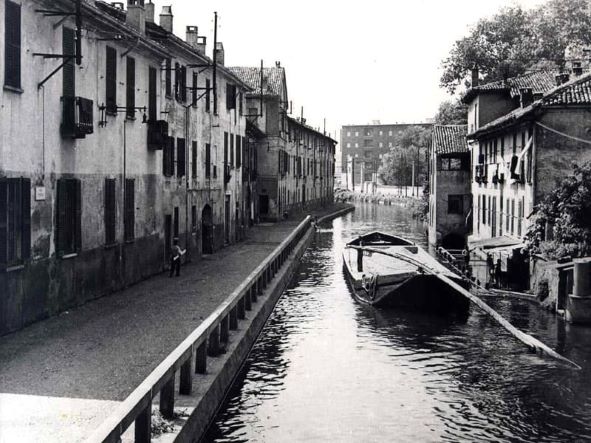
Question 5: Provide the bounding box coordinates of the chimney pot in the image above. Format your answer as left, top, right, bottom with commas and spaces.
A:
471, 67, 479, 87
145, 0, 154, 23
215, 42, 225, 66
126, 0, 146, 34
159, 5, 173, 33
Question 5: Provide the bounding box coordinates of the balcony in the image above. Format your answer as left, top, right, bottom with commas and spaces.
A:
147, 120, 168, 150
61, 96, 94, 139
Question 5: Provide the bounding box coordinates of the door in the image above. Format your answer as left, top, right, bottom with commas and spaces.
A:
260, 195, 269, 216
201, 205, 213, 254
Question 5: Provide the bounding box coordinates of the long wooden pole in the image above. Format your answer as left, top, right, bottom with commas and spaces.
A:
347, 245, 581, 369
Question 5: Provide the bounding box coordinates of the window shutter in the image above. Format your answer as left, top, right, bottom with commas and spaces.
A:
205, 78, 211, 112
236, 135, 241, 168
126, 57, 135, 118
174, 63, 180, 100
170, 137, 176, 176
4, 1, 21, 89
230, 134, 234, 167
62, 28, 76, 97
192, 72, 197, 106
181, 66, 187, 102
165, 58, 172, 96
177, 138, 185, 178
192, 141, 197, 178
148, 67, 157, 121
0, 180, 7, 266
106, 46, 117, 112
21, 178, 31, 260
56, 179, 67, 255
205, 143, 211, 178
75, 179, 82, 251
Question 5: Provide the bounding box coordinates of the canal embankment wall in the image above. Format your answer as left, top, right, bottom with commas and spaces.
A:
86, 204, 355, 443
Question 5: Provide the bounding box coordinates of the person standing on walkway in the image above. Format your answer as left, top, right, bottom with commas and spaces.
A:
169, 238, 186, 277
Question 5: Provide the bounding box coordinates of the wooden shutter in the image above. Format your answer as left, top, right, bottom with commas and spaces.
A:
174, 63, 180, 100
236, 135, 241, 168
75, 179, 82, 251
148, 67, 157, 121
124, 179, 135, 241
180, 66, 187, 102
4, 1, 21, 89
205, 79, 211, 112
192, 72, 197, 107
205, 143, 211, 178
192, 141, 197, 178
106, 46, 117, 112
104, 178, 116, 245
165, 58, 172, 96
230, 134, 234, 167
226, 84, 236, 110
62, 27, 76, 97
21, 178, 30, 260
56, 179, 67, 255
177, 138, 185, 178
126, 57, 135, 118
0, 180, 7, 266
224, 132, 228, 164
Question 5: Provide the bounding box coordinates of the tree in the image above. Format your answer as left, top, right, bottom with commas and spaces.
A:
440, 0, 591, 94
525, 161, 591, 260
434, 99, 468, 125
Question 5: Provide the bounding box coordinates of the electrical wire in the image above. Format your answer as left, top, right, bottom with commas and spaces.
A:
535, 121, 591, 146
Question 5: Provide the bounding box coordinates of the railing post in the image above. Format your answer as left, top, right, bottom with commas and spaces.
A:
195, 341, 207, 374
208, 326, 220, 356
230, 306, 238, 330
135, 400, 152, 443
250, 285, 257, 303
238, 296, 246, 319
160, 376, 175, 419
257, 276, 263, 295
244, 292, 252, 311
220, 315, 230, 344
180, 353, 193, 395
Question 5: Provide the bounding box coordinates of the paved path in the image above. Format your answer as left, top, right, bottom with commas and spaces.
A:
0, 205, 350, 442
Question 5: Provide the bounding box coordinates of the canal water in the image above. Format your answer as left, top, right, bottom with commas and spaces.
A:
204, 203, 591, 442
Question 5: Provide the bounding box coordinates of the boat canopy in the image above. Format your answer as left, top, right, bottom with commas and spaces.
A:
346, 231, 413, 247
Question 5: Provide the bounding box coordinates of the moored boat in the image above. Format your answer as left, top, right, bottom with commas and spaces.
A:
342, 232, 470, 316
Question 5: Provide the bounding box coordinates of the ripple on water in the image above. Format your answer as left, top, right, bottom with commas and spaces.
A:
204, 204, 591, 443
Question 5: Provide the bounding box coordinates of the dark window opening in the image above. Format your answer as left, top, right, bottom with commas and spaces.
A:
104, 178, 116, 245
205, 143, 211, 178
0, 177, 30, 266
124, 179, 135, 241
106, 46, 117, 113
177, 138, 186, 178
191, 141, 197, 178
148, 66, 157, 121
205, 78, 211, 112
4, 1, 21, 89
163, 136, 175, 176
126, 57, 136, 119
448, 194, 463, 215
165, 58, 172, 97
56, 178, 81, 255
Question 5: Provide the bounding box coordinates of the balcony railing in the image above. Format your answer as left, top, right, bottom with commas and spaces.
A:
61, 96, 94, 139
147, 120, 168, 150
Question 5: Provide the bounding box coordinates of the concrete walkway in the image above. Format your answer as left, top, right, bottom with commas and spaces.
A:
0, 204, 351, 442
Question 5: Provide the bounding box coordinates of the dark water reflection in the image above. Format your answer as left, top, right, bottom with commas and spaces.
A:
204, 203, 591, 442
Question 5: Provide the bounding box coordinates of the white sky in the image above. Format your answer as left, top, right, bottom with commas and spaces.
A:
164, 0, 544, 138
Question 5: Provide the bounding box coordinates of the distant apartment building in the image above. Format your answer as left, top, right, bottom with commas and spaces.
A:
427, 125, 471, 249
464, 69, 591, 289
340, 122, 431, 191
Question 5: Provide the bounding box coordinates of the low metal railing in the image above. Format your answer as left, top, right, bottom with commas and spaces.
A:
87, 216, 312, 443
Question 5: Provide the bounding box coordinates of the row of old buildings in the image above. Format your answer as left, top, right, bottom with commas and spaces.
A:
428, 68, 591, 302
0, 0, 336, 335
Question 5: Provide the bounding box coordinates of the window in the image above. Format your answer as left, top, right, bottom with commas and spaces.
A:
177, 138, 186, 177
191, 141, 197, 178
0, 177, 30, 266
389, 130, 393, 136
226, 83, 236, 110
174, 62, 180, 100
180, 66, 187, 102
126, 57, 135, 119
148, 66, 157, 121
488, 196, 491, 224
224, 132, 229, 169
191, 72, 198, 107
448, 195, 464, 215
364, 129, 372, 136
510, 199, 515, 234
355, 131, 359, 136
205, 78, 211, 112
363, 139, 372, 147
346, 143, 351, 148
388, 142, 392, 148
230, 133, 234, 167
205, 143, 211, 178
124, 179, 135, 241
517, 199, 523, 236
165, 59, 172, 97
346, 132, 351, 136
355, 143, 359, 148
438, 155, 469, 171
379, 142, 383, 148
236, 135, 241, 168
163, 136, 175, 176
506, 198, 510, 232
106, 46, 117, 113
500, 137, 505, 158
104, 178, 116, 245
379, 130, 383, 136
56, 178, 81, 255
4, 0, 21, 89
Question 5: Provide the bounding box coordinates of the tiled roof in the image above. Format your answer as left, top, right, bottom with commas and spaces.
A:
469, 72, 591, 137
463, 70, 557, 102
228, 66, 285, 96
432, 125, 468, 154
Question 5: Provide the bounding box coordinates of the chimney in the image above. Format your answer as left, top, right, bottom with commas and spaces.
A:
519, 88, 533, 108
471, 67, 479, 87
185, 26, 207, 55
145, 0, 154, 23
572, 61, 583, 76
159, 5, 173, 33
215, 42, 225, 66
555, 73, 570, 86
126, 0, 146, 34
112, 2, 124, 9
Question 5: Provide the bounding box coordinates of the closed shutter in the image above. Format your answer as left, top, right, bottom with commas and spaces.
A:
236, 135, 241, 168
148, 67, 157, 121
0, 180, 7, 266
230, 134, 234, 167
56, 179, 67, 255
170, 136, 176, 176
4, 1, 21, 89
192, 72, 197, 107
104, 178, 116, 245
106, 46, 117, 112
62, 28, 76, 97
21, 178, 30, 260
7, 180, 18, 262
75, 179, 82, 251
124, 179, 135, 241
192, 141, 197, 178
205, 143, 211, 178
177, 138, 185, 178
205, 79, 211, 112
226, 84, 236, 110
174, 63, 180, 100
126, 57, 135, 119
165, 58, 172, 96
180, 66, 187, 102
224, 133, 228, 165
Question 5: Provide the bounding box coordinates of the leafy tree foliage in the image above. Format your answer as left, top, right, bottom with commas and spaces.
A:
379, 127, 432, 187
434, 99, 468, 125
525, 162, 591, 259
440, 0, 591, 94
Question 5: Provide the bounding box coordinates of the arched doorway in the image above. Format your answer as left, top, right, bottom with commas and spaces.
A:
201, 204, 213, 254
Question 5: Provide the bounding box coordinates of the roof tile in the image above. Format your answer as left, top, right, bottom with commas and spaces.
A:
433, 125, 468, 154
